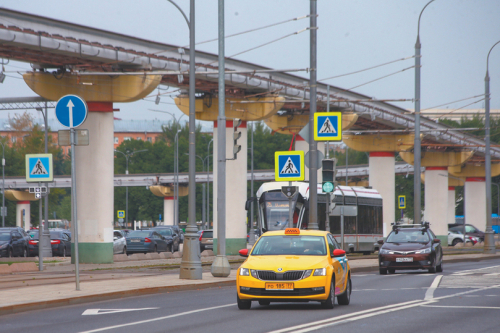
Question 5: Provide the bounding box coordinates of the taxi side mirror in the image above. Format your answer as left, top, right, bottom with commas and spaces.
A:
433, 238, 441, 244
238, 249, 249, 257
377, 240, 384, 245
332, 249, 346, 257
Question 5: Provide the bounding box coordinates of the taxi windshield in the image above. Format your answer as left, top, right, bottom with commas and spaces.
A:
386, 229, 430, 243
251, 235, 326, 256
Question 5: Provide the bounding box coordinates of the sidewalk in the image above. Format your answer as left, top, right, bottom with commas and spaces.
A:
1, 252, 500, 316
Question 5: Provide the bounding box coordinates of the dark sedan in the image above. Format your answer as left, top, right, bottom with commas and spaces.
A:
0, 228, 28, 257
378, 222, 443, 274
151, 227, 180, 253
28, 230, 72, 257
126, 230, 169, 254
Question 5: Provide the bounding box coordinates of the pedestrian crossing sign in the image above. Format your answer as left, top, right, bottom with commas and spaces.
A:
314, 112, 342, 141
25, 154, 53, 182
398, 195, 406, 209
117, 210, 125, 219
275, 151, 304, 181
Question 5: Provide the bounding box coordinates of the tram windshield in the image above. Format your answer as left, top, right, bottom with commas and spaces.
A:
259, 191, 301, 231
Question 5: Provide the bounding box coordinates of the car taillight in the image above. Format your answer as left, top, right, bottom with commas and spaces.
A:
28, 240, 38, 245
51, 240, 61, 244
199, 231, 203, 241
144, 238, 152, 243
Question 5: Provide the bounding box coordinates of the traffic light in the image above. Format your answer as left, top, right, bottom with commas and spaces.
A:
233, 118, 242, 159
322, 158, 337, 193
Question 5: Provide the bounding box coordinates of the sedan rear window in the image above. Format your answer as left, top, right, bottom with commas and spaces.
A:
386, 229, 430, 243
251, 235, 326, 256
202, 231, 213, 239
127, 231, 151, 238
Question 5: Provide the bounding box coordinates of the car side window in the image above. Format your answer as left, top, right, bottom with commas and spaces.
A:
327, 234, 338, 252
114, 231, 122, 239
13, 232, 21, 239
429, 230, 436, 239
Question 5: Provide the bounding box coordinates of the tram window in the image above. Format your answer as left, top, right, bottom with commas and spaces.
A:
345, 216, 356, 234
330, 216, 340, 234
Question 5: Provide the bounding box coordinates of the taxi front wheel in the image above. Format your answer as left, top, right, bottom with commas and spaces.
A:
237, 294, 251, 310
321, 279, 335, 309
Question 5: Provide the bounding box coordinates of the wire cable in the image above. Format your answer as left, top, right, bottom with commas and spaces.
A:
344, 65, 415, 92
422, 94, 484, 111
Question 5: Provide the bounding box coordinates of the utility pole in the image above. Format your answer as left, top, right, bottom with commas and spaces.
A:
211, 0, 231, 277
180, 0, 203, 279
308, 0, 319, 230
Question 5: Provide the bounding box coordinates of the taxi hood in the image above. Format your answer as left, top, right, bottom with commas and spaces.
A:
244, 255, 328, 271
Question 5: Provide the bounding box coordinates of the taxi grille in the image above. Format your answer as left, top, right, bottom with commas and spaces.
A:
255, 270, 305, 281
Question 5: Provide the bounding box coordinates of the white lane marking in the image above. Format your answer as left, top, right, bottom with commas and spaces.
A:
82, 308, 159, 315
424, 275, 443, 300
79, 303, 235, 333
267, 300, 425, 333
483, 273, 500, 276
271, 284, 500, 333
451, 264, 500, 276
353, 288, 423, 292
270, 300, 436, 333
422, 305, 500, 310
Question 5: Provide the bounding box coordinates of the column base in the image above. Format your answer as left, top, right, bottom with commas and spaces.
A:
179, 231, 203, 279
211, 255, 231, 277
213, 238, 247, 256
71, 242, 113, 264
483, 231, 497, 254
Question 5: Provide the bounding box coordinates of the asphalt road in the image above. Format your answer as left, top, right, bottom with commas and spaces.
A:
1, 259, 499, 333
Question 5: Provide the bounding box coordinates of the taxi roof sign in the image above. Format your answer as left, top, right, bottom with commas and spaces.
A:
314, 112, 342, 141
284, 228, 300, 235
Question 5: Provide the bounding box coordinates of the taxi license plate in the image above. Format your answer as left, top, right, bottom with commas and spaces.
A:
396, 257, 413, 262
265, 283, 293, 290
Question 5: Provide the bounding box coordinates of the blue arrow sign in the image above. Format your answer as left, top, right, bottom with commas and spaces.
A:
275, 151, 305, 181
55, 95, 88, 128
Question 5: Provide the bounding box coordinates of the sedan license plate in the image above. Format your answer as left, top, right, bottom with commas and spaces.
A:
396, 257, 413, 262
131, 239, 140, 243
265, 282, 293, 290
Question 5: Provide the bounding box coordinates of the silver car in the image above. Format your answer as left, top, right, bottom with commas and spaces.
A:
448, 230, 472, 246
113, 230, 127, 254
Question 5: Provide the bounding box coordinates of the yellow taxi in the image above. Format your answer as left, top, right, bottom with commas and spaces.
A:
236, 228, 351, 309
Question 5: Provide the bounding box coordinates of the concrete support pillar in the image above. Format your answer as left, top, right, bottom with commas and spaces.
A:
447, 186, 456, 226
464, 177, 486, 232
212, 120, 247, 255
369, 152, 395, 237
16, 201, 30, 231
164, 196, 174, 226
424, 167, 448, 243
295, 136, 324, 183
73, 103, 114, 263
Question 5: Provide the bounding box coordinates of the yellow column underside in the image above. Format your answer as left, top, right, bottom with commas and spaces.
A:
150, 185, 188, 198
5, 190, 38, 202
264, 113, 358, 135
174, 95, 285, 121
23, 73, 162, 102
343, 134, 418, 152
449, 163, 500, 178
399, 151, 474, 167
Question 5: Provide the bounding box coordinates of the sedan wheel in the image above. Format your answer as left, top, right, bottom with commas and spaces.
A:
337, 278, 351, 305
379, 268, 387, 275
23, 247, 27, 258
237, 294, 251, 310
123, 246, 127, 255
170, 244, 174, 254
321, 279, 335, 309
62, 247, 66, 258
7, 248, 12, 258
436, 260, 443, 273
154, 245, 158, 254
452, 238, 462, 246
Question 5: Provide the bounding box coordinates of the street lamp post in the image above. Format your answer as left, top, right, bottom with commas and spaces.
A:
207, 139, 213, 229
174, 129, 181, 225
185, 153, 206, 227
483, 40, 500, 254
0, 140, 5, 227
492, 182, 500, 223
114, 149, 148, 228
413, 0, 435, 225
166, 0, 202, 280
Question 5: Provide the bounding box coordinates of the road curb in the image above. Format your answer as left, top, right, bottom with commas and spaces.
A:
0, 279, 236, 317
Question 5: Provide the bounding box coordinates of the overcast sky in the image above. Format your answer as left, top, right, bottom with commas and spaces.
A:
1, 0, 499, 129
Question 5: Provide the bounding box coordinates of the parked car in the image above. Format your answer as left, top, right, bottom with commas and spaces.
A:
448, 230, 474, 246
151, 227, 179, 252
169, 225, 184, 243
449, 224, 485, 242
126, 230, 169, 254
113, 230, 127, 254
199, 229, 213, 252
28, 229, 72, 257
0, 228, 29, 258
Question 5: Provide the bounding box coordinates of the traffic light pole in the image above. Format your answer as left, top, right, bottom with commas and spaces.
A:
288, 181, 293, 229
308, 0, 318, 230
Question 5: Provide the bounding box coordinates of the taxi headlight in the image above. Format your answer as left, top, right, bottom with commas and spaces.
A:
416, 248, 431, 254
239, 267, 249, 276
380, 249, 393, 254
313, 268, 327, 276
302, 269, 313, 279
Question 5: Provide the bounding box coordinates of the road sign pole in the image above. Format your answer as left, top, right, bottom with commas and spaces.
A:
288, 181, 293, 229
38, 181, 43, 271
308, 0, 318, 230
71, 127, 80, 291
